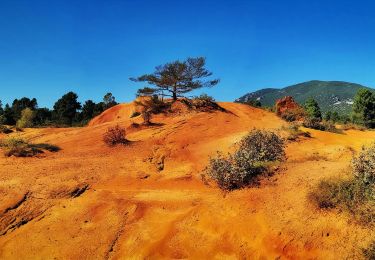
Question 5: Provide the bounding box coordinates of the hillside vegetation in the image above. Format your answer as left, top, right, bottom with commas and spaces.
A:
237, 80, 373, 113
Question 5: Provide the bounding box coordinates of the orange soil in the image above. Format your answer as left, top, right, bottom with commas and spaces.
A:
0, 102, 374, 259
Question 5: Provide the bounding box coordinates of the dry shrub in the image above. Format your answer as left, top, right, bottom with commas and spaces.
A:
281, 123, 311, 141
363, 241, 375, 260
103, 125, 128, 146
135, 96, 168, 124
206, 129, 285, 190
341, 123, 367, 131
310, 143, 375, 226
191, 94, 225, 112
303, 118, 342, 133
130, 111, 141, 118
352, 144, 375, 185
280, 108, 305, 122
0, 137, 60, 157
321, 121, 343, 134
0, 125, 13, 134
303, 118, 324, 130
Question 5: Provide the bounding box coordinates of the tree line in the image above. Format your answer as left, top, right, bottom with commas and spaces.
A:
0, 92, 117, 127
299, 89, 375, 128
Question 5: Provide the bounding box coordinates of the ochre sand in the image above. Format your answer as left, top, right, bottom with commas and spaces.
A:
1, 102, 374, 259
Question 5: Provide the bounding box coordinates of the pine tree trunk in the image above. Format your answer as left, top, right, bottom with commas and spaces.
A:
172, 86, 177, 101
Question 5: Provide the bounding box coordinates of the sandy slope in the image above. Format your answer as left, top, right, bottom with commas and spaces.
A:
0, 102, 374, 259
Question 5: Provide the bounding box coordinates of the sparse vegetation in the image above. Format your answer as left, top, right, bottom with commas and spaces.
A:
135, 95, 168, 124
206, 130, 285, 190
0, 137, 60, 157
103, 125, 128, 146
191, 94, 224, 111
310, 143, 375, 226
341, 123, 367, 131
352, 145, 375, 185
302, 118, 342, 133
279, 108, 305, 122
130, 111, 141, 118
282, 123, 311, 141
363, 241, 375, 260
0, 125, 13, 134
302, 118, 325, 130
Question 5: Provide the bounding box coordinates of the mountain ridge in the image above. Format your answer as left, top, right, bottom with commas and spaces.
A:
236, 80, 373, 113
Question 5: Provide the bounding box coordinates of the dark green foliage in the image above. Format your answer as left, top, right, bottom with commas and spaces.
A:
136, 87, 156, 97
0, 100, 3, 116
304, 97, 322, 120
11, 97, 38, 122
2, 92, 117, 127
324, 111, 349, 123
352, 89, 375, 128
244, 99, 262, 107
34, 108, 53, 126
237, 80, 372, 114
3, 104, 15, 125
81, 100, 97, 121
206, 130, 285, 190
53, 92, 82, 125
131, 57, 219, 100
103, 92, 118, 109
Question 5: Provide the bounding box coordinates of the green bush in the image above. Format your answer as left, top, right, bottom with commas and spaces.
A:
103, 125, 128, 146
206, 130, 285, 190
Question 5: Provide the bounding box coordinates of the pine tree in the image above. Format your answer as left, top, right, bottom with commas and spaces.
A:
304, 97, 322, 120
131, 57, 219, 101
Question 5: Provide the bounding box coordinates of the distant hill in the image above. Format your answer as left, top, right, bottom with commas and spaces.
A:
236, 80, 373, 114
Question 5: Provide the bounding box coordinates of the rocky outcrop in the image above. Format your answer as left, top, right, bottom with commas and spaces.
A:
275, 96, 305, 121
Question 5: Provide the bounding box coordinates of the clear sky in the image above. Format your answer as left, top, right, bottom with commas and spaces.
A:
1, 0, 375, 108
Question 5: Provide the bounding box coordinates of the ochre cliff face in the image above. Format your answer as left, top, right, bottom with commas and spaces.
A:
275, 96, 300, 114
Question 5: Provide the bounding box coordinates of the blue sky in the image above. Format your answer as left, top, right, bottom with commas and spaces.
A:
1, 0, 375, 108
